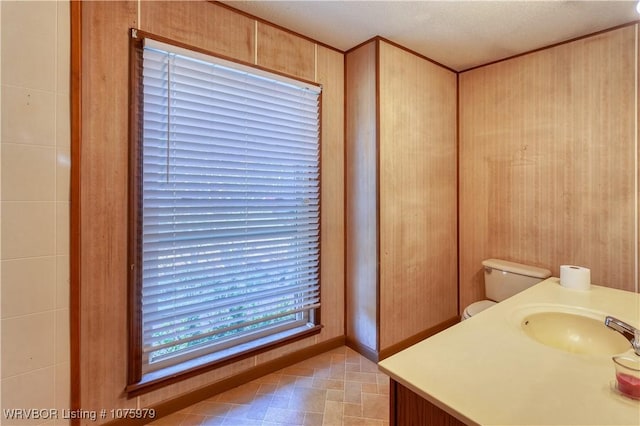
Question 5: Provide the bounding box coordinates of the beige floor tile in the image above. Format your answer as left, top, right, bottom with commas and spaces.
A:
360, 383, 378, 394
344, 350, 361, 364
359, 360, 379, 374
180, 413, 208, 426
360, 394, 388, 421
254, 373, 283, 385
226, 396, 272, 422
281, 366, 316, 377
322, 400, 344, 426
221, 418, 263, 426
278, 374, 300, 387
274, 384, 296, 398
343, 402, 362, 417
288, 387, 327, 413
330, 353, 346, 364
330, 363, 346, 374
149, 411, 188, 425
200, 417, 226, 426
343, 382, 362, 404
326, 389, 344, 402
311, 366, 333, 379
215, 382, 261, 404
222, 404, 253, 422
150, 347, 389, 426
257, 383, 279, 395
345, 371, 378, 384
378, 381, 390, 396
312, 377, 344, 390
186, 401, 234, 417
344, 363, 361, 373
303, 352, 333, 366
263, 407, 306, 424
303, 412, 324, 426
270, 395, 291, 409
295, 377, 315, 388
342, 417, 384, 426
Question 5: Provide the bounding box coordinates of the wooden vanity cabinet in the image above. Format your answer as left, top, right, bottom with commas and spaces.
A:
345, 38, 458, 361
390, 380, 467, 426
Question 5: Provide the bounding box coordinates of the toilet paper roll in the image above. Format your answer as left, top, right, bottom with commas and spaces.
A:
560, 265, 591, 290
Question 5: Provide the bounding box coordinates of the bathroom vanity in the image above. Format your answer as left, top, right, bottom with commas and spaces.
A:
378, 278, 640, 425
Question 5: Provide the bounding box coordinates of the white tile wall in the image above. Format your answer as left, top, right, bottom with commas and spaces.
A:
1, 86, 57, 146
1, 1, 70, 425
0, 1, 57, 91
1, 257, 56, 318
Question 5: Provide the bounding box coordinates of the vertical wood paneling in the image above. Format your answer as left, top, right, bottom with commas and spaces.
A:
346, 40, 458, 357
459, 26, 638, 311
378, 41, 458, 350
140, 1, 254, 63
79, 0, 345, 420
138, 357, 256, 408
391, 380, 467, 426
80, 1, 138, 420
316, 45, 346, 339
637, 23, 639, 294
257, 22, 315, 81
345, 41, 379, 352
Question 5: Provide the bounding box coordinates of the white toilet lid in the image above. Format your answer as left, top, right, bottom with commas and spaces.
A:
464, 300, 497, 317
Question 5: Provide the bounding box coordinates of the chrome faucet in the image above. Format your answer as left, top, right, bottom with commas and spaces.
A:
605, 316, 640, 356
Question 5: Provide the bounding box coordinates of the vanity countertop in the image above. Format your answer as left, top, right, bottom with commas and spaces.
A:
378, 278, 640, 425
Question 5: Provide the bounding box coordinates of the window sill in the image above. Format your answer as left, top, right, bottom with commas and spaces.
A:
126, 323, 322, 397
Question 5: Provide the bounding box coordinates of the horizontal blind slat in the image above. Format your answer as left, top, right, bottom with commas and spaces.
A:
143, 283, 319, 325
143, 256, 319, 290
143, 273, 318, 305
143, 253, 320, 285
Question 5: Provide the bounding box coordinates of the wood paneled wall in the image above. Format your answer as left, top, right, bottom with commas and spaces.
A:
378, 42, 458, 350
78, 1, 344, 421
459, 25, 639, 310
345, 39, 458, 358
79, 1, 137, 416
345, 40, 379, 353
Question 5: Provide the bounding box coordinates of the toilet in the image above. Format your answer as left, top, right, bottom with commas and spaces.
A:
462, 258, 551, 320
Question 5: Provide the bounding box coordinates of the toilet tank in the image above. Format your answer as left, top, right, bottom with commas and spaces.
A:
482, 259, 551, 302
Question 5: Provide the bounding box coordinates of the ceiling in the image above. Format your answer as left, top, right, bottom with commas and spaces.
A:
220, 0, 639, 71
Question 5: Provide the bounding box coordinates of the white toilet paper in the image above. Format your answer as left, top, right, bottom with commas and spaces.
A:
560, 265, 591, 290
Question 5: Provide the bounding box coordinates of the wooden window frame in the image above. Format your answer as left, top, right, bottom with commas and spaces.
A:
126, 30, 322, 397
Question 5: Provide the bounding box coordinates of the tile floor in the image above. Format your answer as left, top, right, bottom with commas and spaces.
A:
148, 346, 390, 426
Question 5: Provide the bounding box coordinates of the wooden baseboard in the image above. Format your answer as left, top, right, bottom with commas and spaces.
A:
105, 336, 345, 426
345, 336, 379, 363
346, 317, 459, 364
379, 317, 459, 360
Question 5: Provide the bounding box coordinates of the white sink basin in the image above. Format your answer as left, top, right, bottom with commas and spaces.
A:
519, 310, 630, 355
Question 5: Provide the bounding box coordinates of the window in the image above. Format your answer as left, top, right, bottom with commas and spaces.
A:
128, 32, 322, 391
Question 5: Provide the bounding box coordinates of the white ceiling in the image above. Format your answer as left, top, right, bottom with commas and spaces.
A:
220, 0, 639, 71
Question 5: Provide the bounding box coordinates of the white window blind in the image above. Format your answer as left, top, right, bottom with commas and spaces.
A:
140, 39, 321, 371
